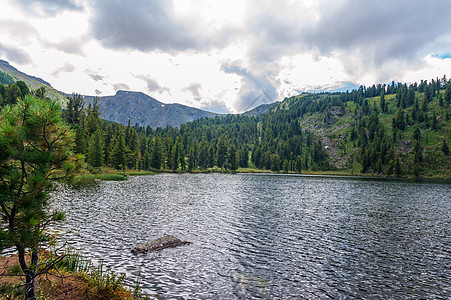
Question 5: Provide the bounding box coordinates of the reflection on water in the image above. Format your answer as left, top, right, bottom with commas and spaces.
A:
52, 173, 451, 299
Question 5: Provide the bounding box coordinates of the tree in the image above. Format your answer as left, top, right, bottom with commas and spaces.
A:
239, 147, 249, 168
187, 145, 195, 171
111, 134, 126, 171
15, 81, 29, 98
4, 83, 21, 105
87, 129, 104, 168
85, 97, 101, 135
394, 156, 402, 177
150, 137, 163, 170
379, 91, 386, 112
0, 95, 81, 299
445, 82, 451, 104
34, 86, 46, 99
65, 93, 85, 127
227, 143, 238, 171
442, 139, 450, 155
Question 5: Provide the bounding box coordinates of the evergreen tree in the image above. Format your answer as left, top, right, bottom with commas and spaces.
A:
394, 156, 402, 177
227, 143, 238, 171
239, 147, 249, 168
34, 86, 46, 99
442, 139, 450, 155
0, 95, 81, 299
216, 138, 227, 168
380, 91, 386, 112
85, 97, 101, 135
171, 143, 179, 171
187, 145, 195, 171
87, 129, 104, 168
4, 83, 21, 105
150, 137, 163, 169
111, 135, 126, 171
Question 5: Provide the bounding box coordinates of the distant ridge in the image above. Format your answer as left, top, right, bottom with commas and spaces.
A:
83, 90, 219, 128
0, 59, 278, 128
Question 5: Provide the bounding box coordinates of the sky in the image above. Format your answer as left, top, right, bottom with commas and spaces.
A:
1, 0, 451, 113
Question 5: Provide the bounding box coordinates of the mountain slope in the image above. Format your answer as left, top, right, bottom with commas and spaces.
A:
84, 91, 280, 128
242, 102, 279, 117
0, 60, 67, 106
84, 90, 219, 128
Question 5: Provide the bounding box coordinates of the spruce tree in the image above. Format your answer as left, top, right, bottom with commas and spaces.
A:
87, 129, 104, 168
111, 135, 126, 171
150, 137, 163, 169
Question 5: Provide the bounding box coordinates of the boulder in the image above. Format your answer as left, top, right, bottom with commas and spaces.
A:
131, 235, 191, 254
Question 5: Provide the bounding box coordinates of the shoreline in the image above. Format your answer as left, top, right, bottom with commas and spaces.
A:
74, 167, 451, 183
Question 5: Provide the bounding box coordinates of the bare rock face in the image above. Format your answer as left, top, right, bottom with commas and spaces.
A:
131, 235, 191, 254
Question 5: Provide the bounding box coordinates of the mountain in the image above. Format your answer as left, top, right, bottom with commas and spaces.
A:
0, 60, 67, 105
1, 59, 276, 128
83, 90, 219, 128
83, 91, 279, 128
242, 102, 280, 117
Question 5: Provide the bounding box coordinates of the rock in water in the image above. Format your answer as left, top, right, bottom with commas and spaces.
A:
131, 235, 191, 254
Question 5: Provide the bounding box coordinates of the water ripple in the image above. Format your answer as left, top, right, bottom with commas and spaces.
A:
51, 173, 451, 299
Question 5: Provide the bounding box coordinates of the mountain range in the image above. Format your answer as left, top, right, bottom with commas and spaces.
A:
0, 60, 276, 128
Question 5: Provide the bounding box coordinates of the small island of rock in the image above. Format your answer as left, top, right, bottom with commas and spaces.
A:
131, 235, 191, 254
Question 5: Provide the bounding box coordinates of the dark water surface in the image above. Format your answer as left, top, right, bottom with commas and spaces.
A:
52, 173, 451, 299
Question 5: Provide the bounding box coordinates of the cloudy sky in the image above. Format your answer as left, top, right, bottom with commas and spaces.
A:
1, 0, 451, 113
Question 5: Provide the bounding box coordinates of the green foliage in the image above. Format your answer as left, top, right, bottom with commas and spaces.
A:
110, 135, 126, 171
88, 129, 104, 168
47, 73, 449, 179
0, 95, 81, 298
0, 71, 14, 85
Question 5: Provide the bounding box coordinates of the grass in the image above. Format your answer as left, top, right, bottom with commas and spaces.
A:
73, 173, 127, 184
0, 250, 148, 300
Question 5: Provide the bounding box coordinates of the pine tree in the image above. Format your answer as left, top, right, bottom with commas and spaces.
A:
442, 139, 450, 155
111, 135, 126, 171
380, 91, 386, 112
87, 129, 104, 168
0, 95, 81, 299
394, 156, 402, 177
170, 143, 179, 171
227, 143, 238, 171
239, 147, 249, 168
216, 138, 227, 168
187, 146, 195, 171
150, 137, 163, 169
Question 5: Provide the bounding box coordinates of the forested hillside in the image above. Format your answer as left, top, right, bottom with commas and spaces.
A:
1, 76, 450, 178
0, 60, 67, 105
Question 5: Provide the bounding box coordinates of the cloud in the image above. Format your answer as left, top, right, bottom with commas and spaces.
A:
221, 60, 278, 112
51, 62, 75, 77
132, 73, 170, 95
43, 37, 87, 55
112, 83, 130, 92
87, 72, 105, 82
90, 0, 237, 52
182, 83, 202, 101
91, 0, 199, 51
0, 20, 39, 43
303, 1, 451, 64
243, 0, 451, 77
0, 44, 31, 64
14, 0, 83, 16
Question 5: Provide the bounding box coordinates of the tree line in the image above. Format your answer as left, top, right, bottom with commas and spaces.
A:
1, 75, 449, 177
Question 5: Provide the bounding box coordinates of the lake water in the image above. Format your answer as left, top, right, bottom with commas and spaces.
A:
52, 173, 451, 299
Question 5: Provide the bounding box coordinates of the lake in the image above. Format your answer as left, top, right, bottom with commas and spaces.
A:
52, 173, 451, 299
